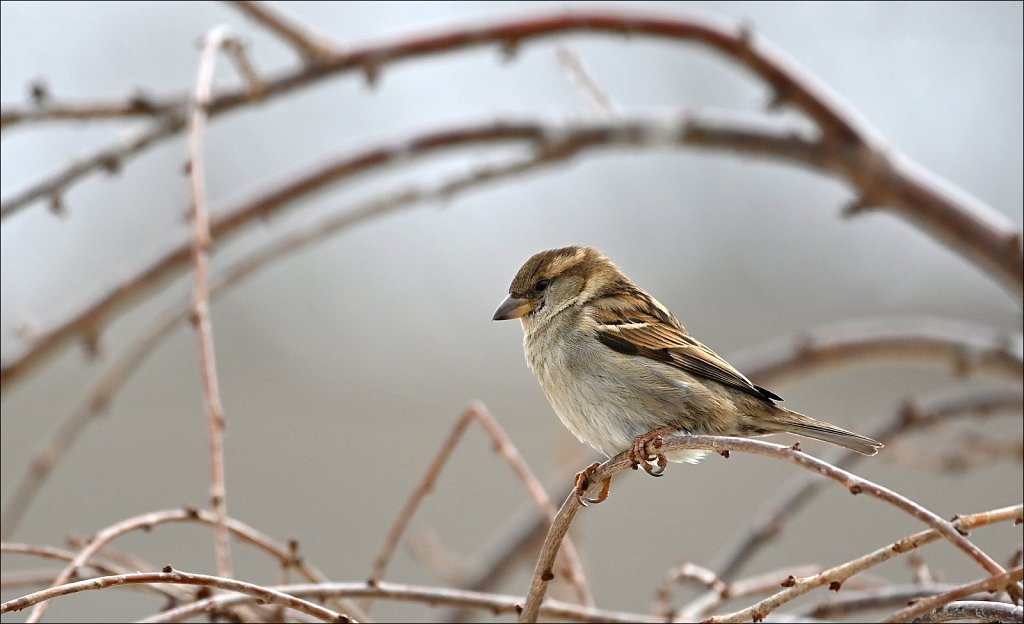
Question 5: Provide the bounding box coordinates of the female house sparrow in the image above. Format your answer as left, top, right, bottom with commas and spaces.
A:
493, 246, 881, 503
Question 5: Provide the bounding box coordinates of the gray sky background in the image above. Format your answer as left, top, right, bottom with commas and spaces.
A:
1, 2, 1021, 622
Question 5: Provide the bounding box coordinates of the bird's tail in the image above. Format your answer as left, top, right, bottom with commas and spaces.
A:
769, 408, 883, 456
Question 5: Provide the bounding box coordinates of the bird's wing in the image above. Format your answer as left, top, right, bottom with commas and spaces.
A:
591, 292, 782, 403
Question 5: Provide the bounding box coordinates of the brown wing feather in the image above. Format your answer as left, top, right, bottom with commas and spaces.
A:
591, 292, 782, 403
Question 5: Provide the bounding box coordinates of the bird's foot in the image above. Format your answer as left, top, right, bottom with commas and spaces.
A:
574, 462, 611, 506
629, 427, 676, 477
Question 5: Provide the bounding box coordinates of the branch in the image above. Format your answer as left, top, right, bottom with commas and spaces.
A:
2, 10, 1018, 294
737, 317, 1023, 384
0, 112, 822, 388
0, 568, 348, 622
19, 507, 362, 623
0, 92, 176, 130
518, 435, 1010, 623
187, 24, 248, 584
367, 402, 592, 612
0, 152, 554, 539
227, 0, 339, 63
142, 579, 669, 624
912, 600, 1023, 623
704, 505, 1022, 622
882, 567, 1023, 623
709, 390, 1023, 581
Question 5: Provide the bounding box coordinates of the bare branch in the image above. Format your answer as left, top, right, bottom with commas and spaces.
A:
0, 94, 176, 130
0, 151, 555, 539
0, 112, 822, 388
1, 569, 348, 622
555, 47, 619, 118
367, 402, 592, 613
2, 10, 1017, 295
227, 0, 340, 63
143, 579, 669, 624
912, 600, 1023, 623
0, 115, 184, 218
883, 567, 1023, 623
709, 390, 1023, 581
519, 435, 1011, 623
704, 505, 1022, 622
187, 24, 241, 583
16, 507, 363, 623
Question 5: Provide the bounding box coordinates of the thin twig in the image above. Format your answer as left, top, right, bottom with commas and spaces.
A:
0, 151, 551, 540
881, 567, 1023, 623
18, 507, 362, 623
187, 24, 241, 583
141, 580, 668, 624
709, 390, 1023, 581
0, 115, 184, 218
1, 543, 186, 604
0, 95, 177, 130
0, 568, 348, 622
227, 0, 339, 63
0, 111, 822, 388
703, 505, 1022, 622
555, 47, 619, 118
800, 583, 964, 618
366, 402, 592, 613
518, 435, 1011, 623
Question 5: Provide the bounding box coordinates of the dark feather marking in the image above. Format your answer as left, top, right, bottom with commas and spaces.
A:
597, 331, 639, 355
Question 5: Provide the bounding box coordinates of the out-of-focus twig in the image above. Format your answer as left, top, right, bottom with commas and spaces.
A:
14, 507, 363, 623
0, 569, 347, 622
555, 47, 619, 118
187, 23, 251, 584
366, 402, 592, 614
882, 566, 1023, 623
0, 111, 823, 389
227, 0, 339, 63
0, 150, 552, 540
142, 579, 667, 624
2, 10, 1018, 298
912, 600, 1023, 623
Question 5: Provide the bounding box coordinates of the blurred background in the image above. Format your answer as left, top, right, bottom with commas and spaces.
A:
1, 1, 1021, 621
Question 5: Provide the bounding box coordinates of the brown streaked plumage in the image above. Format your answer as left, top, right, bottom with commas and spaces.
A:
493, 246, 881, 503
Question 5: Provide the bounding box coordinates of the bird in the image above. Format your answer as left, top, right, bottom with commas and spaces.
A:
492, 245, 881, 503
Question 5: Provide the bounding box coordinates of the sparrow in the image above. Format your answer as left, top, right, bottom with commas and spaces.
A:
493, 246, 881, 503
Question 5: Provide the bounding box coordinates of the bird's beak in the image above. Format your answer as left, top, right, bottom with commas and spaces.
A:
492, 295, 535, 321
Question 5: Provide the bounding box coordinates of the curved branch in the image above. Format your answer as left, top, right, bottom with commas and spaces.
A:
705, 505, 1022, 622
19, 507, 362, 623
0, 113, 823, 389
0, 569, 347, 622
518, 435, 1009, 623
2, 9, 1018, 294
142, 579, 668, 624
708, 390, 1023, 582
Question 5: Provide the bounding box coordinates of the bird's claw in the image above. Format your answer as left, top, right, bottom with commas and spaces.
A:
574, 462, 611, 505
629, 430, 670, 477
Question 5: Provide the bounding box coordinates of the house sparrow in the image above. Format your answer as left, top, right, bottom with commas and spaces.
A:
493, 246, 881, 503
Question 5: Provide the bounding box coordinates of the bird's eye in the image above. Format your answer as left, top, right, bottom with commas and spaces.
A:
535, 278, 550, 293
